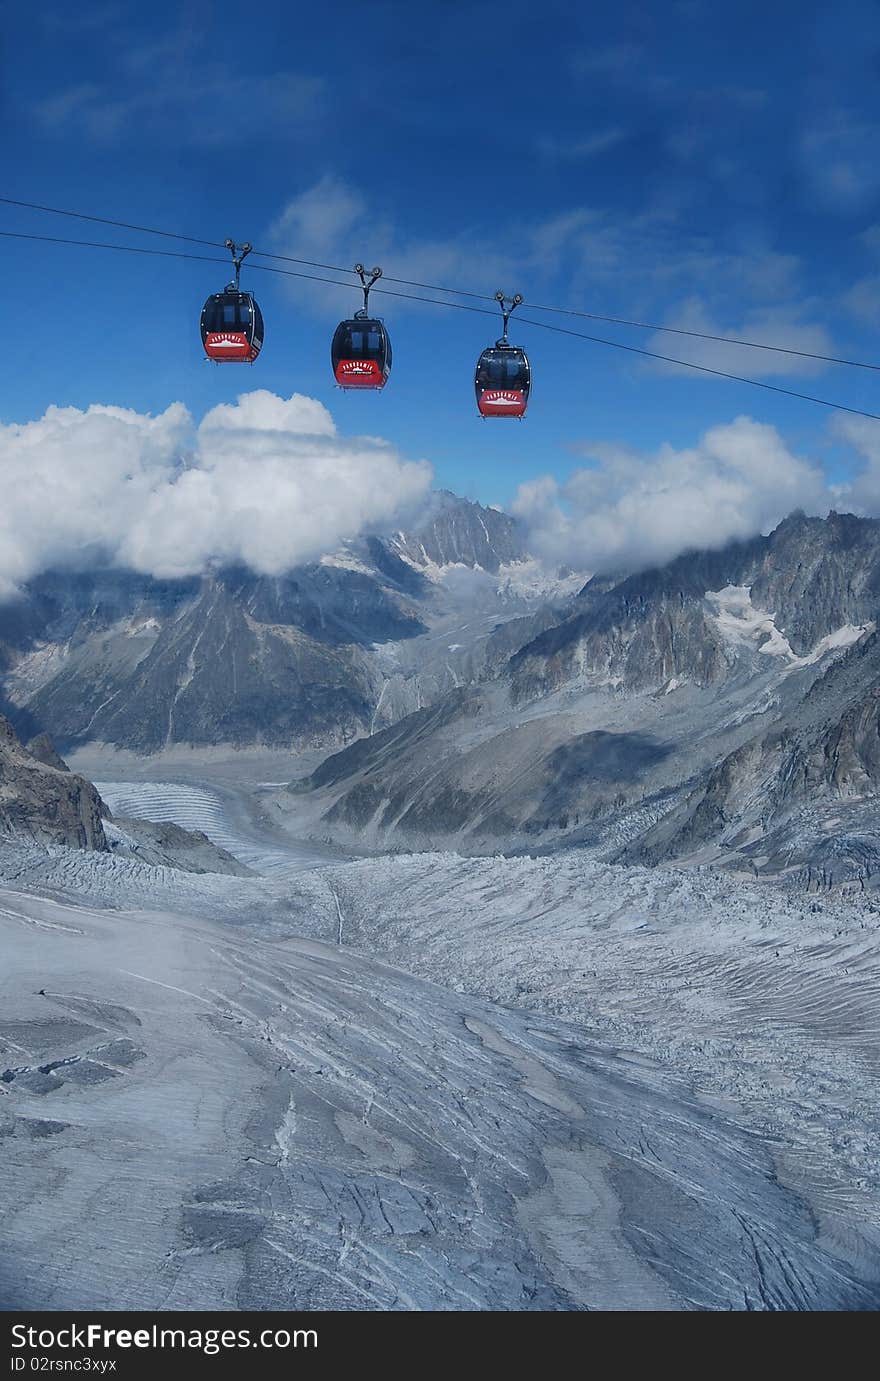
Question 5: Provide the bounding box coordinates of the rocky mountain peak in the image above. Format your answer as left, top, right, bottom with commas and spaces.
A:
385, 490, 526, 573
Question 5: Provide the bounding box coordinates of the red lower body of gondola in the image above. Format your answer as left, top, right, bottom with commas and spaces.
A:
477, 389, 527, 417
204, 332, 260, 363
334, 359, 386, 388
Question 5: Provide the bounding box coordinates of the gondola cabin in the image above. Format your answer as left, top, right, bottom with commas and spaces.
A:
201, 290, 263, 363
474, 345, 531, 418
331, 318, 391, 389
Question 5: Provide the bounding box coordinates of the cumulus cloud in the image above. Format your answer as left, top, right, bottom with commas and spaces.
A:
0, 390, 431, 598
512, 417, 831, 574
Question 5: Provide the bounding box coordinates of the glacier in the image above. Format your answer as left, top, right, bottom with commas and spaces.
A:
2, 770, 879, 1311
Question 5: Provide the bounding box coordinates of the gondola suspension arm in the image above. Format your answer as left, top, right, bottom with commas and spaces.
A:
354, 263, 383, 318
495, 290, 523, 345
225, 238, 253, 292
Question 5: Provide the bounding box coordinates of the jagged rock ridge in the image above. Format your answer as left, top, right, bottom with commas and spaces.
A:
510, 513, 880, 702
386, 490, 526, 572
286, 512, 880, 865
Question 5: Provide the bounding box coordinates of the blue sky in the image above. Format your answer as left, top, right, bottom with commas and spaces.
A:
3, 0, 880, 515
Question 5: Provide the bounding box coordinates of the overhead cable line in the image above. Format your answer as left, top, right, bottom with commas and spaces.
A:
0, 197, 365, 278
0, 228, 356, 289
511, 314, 880, 421
508, 303, 880, 373
3, 194, 879, 373
2, 225, 880, 423
0, 196, 223, 250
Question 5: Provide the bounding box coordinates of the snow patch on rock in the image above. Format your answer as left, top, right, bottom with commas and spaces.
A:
706, 585, 872, 667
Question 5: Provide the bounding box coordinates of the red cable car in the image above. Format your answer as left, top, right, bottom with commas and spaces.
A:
475, 292, 530, 418
331, 266, 391, 389
201, 240, 263, 364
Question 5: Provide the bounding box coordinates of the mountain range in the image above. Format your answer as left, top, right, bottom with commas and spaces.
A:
0, 491, 566, 754
5, 496, 880, 888
279, 510, 880, 886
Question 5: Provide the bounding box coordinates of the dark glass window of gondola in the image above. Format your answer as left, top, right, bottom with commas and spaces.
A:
479, 352, 528, 385
204, 296, 253, 333
337, 323, 385, 360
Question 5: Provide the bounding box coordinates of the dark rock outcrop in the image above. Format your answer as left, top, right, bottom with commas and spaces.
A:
107, 817, 252, 875
25, 733, 70, 772
0, 716, 107, 850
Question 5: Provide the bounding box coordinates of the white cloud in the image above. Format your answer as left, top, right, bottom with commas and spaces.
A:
267, 176, 533, 316
266, 178, 826, 385
198, 390, 336, 437
0, 391, 432, 597
829, 415, 880, 513
643, 298, 835, 378
267, 178, 796, 333
512, 417, 831, 574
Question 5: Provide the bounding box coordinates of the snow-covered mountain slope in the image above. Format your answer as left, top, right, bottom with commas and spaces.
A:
510, 511, 880, 704
280, 512, 880, 871
385, 489, 525, 572
631, 625, 880, 881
